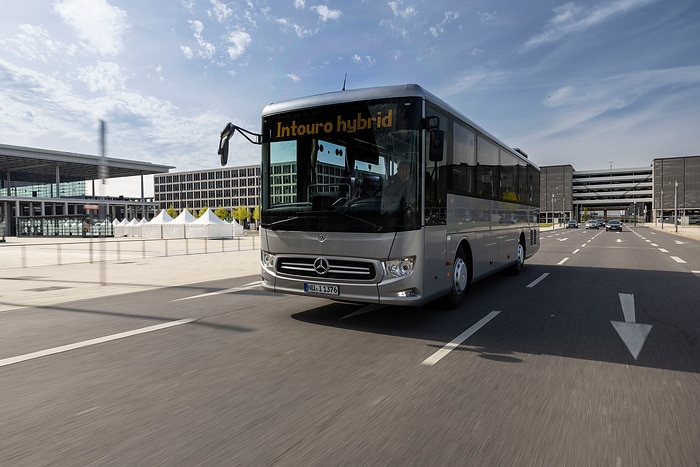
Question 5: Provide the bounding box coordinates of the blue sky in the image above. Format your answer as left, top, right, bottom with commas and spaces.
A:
1, 0, 699, 196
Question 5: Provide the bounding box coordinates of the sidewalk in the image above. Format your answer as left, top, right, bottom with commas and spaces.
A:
0, 236, 261, 312
644, 223, 700, 240
542, 222, 700, 240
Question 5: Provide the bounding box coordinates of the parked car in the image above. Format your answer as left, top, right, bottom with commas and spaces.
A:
585, 220, 598, 229
566, 220, 578, 229
606, 220, 622, 231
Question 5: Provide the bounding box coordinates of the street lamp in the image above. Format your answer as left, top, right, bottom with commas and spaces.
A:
674, 180, 678, 233
551, 193, 555, 229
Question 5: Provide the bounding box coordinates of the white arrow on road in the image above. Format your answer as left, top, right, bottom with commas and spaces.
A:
611, 293, 652, 360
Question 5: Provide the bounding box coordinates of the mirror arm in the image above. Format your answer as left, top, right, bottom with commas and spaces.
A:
221, 123, 263, 145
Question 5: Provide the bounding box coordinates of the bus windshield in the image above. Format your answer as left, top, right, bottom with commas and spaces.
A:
262, 97, 422, 232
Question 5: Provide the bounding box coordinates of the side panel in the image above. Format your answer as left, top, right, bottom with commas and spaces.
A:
446, 194, 539, 281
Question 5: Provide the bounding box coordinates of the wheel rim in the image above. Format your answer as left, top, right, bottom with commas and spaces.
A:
453, 257, 468, 295
517, 243, 524, 267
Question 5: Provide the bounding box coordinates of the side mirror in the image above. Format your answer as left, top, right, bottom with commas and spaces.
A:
429, 129, 444, 162
218, 138, 229, 166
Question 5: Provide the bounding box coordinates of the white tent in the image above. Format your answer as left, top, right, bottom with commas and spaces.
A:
186, 208, 232, 239
125, 218, 140, 237
142, 210, 173, 239
112, 218, 123, 237
229, 220, 244, 236
163, 209, 196, 239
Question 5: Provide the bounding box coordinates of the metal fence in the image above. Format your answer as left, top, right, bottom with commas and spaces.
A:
0, 236, 258, 270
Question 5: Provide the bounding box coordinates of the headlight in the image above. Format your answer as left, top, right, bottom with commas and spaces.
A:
383, 256, 415, 278
261, 251, 275, 268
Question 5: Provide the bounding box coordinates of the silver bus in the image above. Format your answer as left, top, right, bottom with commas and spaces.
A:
218, 84, 540, 307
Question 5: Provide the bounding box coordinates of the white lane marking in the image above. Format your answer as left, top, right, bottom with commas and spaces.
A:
611, 293, 651, 361
692, 271, 700, 275
658, 248, 669, 253
527, 273, 550, 288
650, 243, 658, 247
557, 257, 570, 265
172, 281, 260, 301
645, 240, 652, 243
619, 293, 636, 323
557, 238, 568, 242
572, 249, 580, 254
0, 319, 195, 368
670, 256, 687, 264
422, 311, 500, 366
340, 304, 386, 319
616, 239, 622, 243
674, 240, 685, 245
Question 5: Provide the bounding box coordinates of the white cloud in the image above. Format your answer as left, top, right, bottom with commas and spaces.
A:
0, 24, 61, 62
311, 5, 342, 22
181, 45, 194, 59
209, 0, 233, 22
522, 0, 658, 50
225, 30, 252, 60
539, 66, 700, 136
76, 61, 126, 93
294, 0, 306, 9
54, 0, 129, 56
388, 1, 416, 19
352, 54, 361, 63
287, 73, 301, 82
188, 20, 216, 60
478, 11, 497, 25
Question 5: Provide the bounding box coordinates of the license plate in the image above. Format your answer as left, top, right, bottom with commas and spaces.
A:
304, 282, 339, 295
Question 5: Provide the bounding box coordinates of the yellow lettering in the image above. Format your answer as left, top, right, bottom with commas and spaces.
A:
381, 109, 392, 127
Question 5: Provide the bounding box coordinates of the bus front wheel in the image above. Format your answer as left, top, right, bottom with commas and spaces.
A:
445, 247, 469, 308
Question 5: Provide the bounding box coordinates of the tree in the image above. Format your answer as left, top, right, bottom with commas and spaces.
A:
214, 205, 229, 221
232, 206, 249, 225
166, 204, 177, 218
252, 205, 261, 226
197, 206, 209, 218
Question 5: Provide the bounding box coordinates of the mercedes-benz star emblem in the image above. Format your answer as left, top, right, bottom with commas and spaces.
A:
314, 257, 330, 275
318, 234, 326, 242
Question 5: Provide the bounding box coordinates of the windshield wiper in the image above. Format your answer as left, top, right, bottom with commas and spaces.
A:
266, 216, 300, 229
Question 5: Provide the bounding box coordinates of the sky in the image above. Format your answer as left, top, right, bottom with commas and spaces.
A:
1, 0, 699, 197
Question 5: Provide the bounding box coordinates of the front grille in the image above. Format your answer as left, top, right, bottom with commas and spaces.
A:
277, 257, 376, 280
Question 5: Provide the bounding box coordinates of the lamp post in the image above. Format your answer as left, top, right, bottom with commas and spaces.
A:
660, 188, 664, 230
551, 193, 555, 229
674, 180, 678, 233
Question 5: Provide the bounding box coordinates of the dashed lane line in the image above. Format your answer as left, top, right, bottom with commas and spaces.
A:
422, 311, 500, 366
527, 273, 549, 288
0, 319, 195, 368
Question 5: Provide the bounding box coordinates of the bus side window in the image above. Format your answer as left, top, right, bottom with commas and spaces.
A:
450, 121, 476, 195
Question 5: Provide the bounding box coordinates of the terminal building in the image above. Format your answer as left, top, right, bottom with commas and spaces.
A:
540, 155, 700, 225
0, 143, 172, 238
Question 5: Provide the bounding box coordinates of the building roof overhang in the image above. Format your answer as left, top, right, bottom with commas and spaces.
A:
0, 143, 173, 181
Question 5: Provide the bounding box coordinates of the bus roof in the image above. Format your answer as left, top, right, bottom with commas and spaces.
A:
261, 83, 537, 168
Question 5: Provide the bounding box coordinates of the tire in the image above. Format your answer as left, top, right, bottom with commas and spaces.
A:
509, 239, 525, 275
444, 247, 469, 309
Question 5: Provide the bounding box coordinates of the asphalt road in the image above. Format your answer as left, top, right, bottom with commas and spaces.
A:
1, 226, 698, 465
